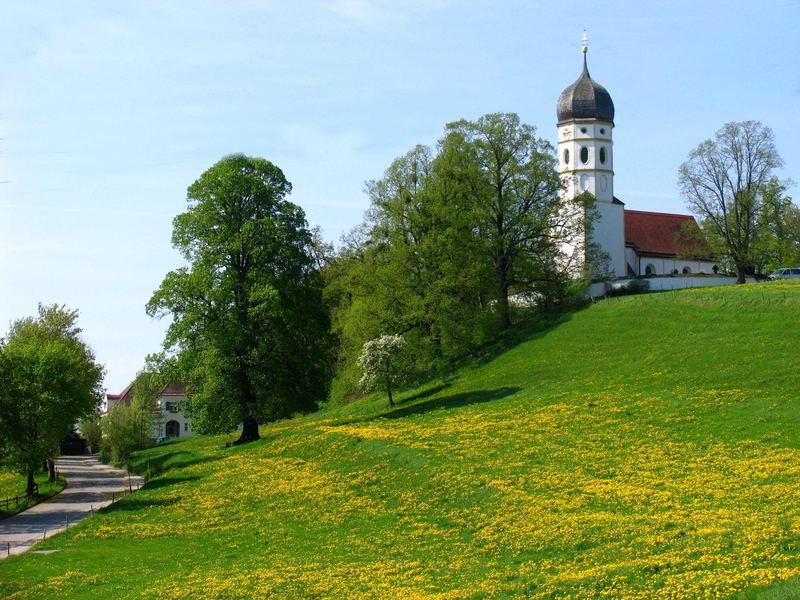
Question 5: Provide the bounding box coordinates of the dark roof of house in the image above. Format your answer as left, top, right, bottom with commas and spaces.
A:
160, 383, 186, 396
624, 210, 712, 258
106, 381, 134, 404
106, 381, 185, 403
557, 55, 615, 125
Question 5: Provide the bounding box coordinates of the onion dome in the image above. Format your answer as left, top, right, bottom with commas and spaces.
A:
556, 53, 615, 125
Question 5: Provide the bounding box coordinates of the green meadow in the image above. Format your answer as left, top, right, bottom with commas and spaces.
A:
0, 470, 66, 519
2, 282, 800, 598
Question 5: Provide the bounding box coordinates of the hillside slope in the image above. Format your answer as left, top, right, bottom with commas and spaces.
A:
3, 283, 800, 598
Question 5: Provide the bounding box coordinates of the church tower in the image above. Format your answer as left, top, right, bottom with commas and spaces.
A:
556, 33, 626, 277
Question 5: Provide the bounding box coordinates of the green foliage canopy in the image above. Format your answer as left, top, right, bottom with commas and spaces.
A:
679, 120, 786, 282
0, 304, 104, 494
327, 113, 585, 402
440, 113, 568, 327
147, 154, 333, 443
79, 412, 103, 454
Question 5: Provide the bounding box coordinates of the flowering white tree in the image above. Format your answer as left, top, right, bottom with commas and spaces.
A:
357, 335, 406, 407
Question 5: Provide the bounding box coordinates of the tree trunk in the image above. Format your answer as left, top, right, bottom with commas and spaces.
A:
735, 263, 747, 284
26, 469, 36, 496
496, 264, 511, 330
234, 361, 260, 444
234, 416, 260, 445
47, 459, 56, 482
387, 385, 394, 408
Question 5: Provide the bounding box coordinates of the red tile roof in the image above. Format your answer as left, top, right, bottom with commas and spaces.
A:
106, 381, 134, 405
624, 210, 711, 258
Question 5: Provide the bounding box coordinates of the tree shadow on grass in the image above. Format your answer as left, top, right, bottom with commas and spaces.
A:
383, 386, 522, 420
401, 383, 452, 404
141, 475, 205, 493
468, 307, 578, 368
130, 453, 222, 479
100, 476, 204, 513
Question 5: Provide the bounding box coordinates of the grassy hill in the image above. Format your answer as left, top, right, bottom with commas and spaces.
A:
0, 470, 66, 519
3, 282, 800, 598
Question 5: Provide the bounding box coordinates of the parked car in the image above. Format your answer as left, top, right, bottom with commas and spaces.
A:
767, 267, 800, 280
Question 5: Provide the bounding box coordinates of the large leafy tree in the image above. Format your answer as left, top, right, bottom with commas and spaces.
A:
753, 179, 800, 273
0, 304, 104, 495
147, 154, 333, 444
327, 144, 495, 399
440, 113, 568, 328
679, 120, 785, 283
327, 114, 579, 402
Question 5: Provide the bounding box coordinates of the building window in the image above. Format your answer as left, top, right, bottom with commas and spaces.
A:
645, 264, 655, 276
184, 422, 190, 432
682, 266, 692, 274
580, 127, 587, 134
599, 147, 606, 164
600, 128, 606, 135
580, 147, 589, 164
563, 148, 569, 165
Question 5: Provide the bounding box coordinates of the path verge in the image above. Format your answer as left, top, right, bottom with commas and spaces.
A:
0, 455, 144, 558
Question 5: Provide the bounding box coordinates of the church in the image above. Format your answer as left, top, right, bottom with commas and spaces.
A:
556, 37, 719, 279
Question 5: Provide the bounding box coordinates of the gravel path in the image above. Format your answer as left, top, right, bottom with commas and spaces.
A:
0, 455, 144, 558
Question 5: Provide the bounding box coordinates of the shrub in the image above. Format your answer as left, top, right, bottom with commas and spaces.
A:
606, 278, 650, 297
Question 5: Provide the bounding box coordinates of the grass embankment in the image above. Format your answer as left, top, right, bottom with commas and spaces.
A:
0, 470, 66, 520
2, 282, 800, 598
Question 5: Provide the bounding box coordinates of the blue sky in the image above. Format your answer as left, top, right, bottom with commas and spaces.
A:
1, 0, 798, 394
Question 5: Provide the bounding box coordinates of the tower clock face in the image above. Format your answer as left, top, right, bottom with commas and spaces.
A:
561, 128, 572, 139
580, 175, 589, 191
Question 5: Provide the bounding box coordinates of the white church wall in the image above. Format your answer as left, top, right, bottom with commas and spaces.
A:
589, 275, 755, 298
638, 256, 719, 276
625, 247, 638, 275
593, 201, 626, 277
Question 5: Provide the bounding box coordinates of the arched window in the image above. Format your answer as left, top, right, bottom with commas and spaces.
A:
645, 264, 656, 276
712, 264, 719, 274
682, 266, 692, 274
599, 147, 606, 164
563, 148, 570, 165
580, 147, 589, 164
